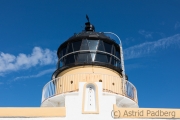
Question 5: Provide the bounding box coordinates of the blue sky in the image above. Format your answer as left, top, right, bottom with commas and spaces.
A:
0, 0, 180, 108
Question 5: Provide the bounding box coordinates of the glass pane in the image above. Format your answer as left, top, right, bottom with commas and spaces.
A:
80, 39, 89, 50
60, 46, 67, 57
60, 59, 63, 67
111, 45, 115, 55
104, 42, 112, 53
67, 43, 73, 53
95, 53, 108, 63
87, 53, 92, 63
59, 51, 63, 58
117, 60, 121, 68
116, 50, 120, 59
126, 82, 134, 99
74, 53, 78, 62
97, 40, 105, 51
63, 47, 67, 55
106, 54, 111, 63
115, 58, 118, 67
65, 54, 75, 65
77, 53, 92, 63
73, 40, 82, 51
111, 56, 115, 66
88, 40, 99, 50
62, 57, 66, 66
90, 53, 96, 61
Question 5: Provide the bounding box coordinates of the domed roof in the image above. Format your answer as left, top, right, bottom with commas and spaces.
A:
52, 16, 122, 79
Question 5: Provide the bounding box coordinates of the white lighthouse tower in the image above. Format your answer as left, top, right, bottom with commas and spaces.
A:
41, 16, 138, 119
1, 16, 179, 120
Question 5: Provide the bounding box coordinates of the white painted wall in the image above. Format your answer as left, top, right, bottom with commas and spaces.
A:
0, 82, 138, 120
65, 82, 116, 120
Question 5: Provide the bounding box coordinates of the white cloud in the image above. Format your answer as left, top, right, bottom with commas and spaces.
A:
14, 68, 55, 81
138, 30, 153, 38
175, 21, 180, 30
0, 47, 57, 74
124, 37, 135, 46
124, 34, 180, 60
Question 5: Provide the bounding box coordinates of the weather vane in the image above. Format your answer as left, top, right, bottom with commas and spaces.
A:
86, 14, 90, 22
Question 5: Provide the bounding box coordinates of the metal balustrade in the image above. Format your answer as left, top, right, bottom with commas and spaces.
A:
124, 81, 137, 101
41, 74, 138, 103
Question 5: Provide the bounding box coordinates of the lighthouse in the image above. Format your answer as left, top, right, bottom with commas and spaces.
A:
41, 16, 138, 119
0, 16, 179, 120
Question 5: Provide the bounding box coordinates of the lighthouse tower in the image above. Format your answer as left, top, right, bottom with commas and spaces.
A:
41, 16, 138, 119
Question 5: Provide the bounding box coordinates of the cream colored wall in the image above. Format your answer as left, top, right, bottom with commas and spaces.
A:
58, 66, 122, 77
54, 66, 124, 97
0, 107, 66, 117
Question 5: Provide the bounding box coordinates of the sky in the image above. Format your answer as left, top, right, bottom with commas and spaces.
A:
0, 0, 180, 108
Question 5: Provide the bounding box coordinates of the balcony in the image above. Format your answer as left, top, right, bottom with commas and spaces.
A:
41, 73, 138, 105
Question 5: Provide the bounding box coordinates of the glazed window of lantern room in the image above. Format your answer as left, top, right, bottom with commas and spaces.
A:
103, 41, 112, 53
72, 40, 82, 51
80, 39, 89, 50
58, 38, 122, 70
88, 40, 99, 50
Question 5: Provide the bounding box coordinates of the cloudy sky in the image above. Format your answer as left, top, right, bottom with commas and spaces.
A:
0, 0, 180, 107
